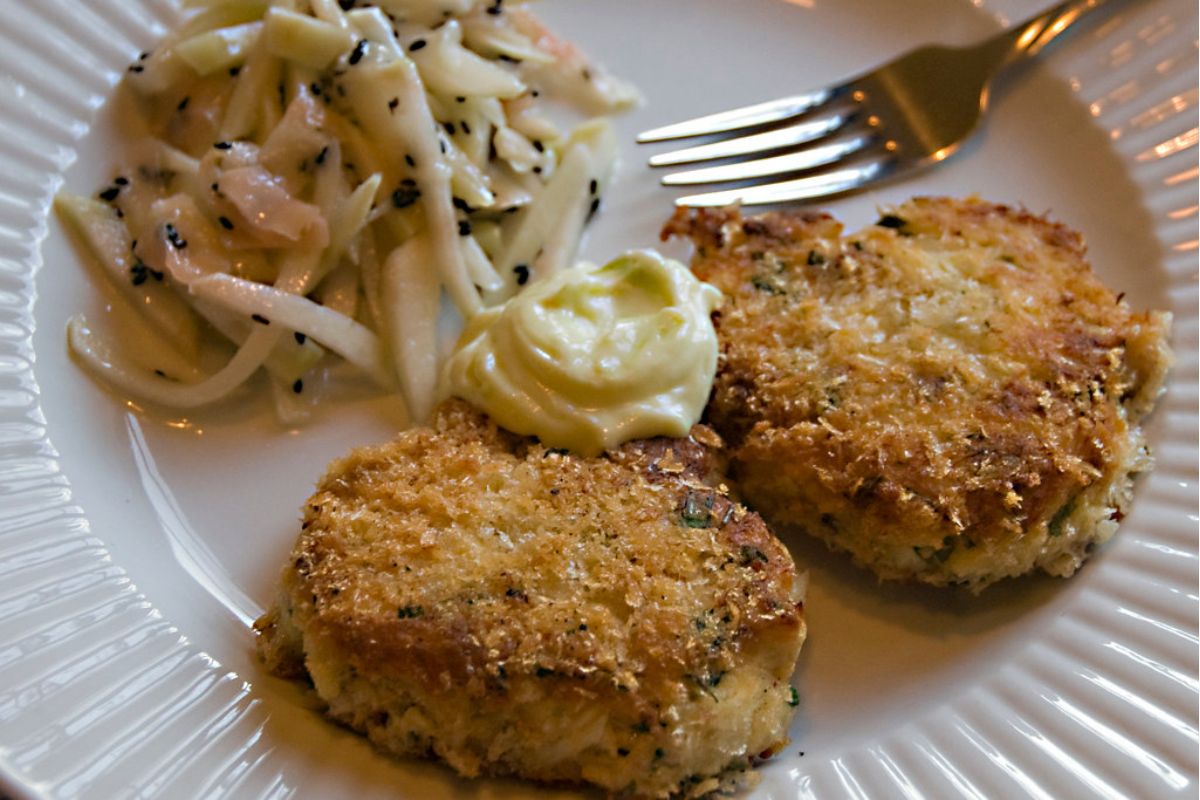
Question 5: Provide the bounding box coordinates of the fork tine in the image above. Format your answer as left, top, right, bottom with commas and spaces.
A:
674, 158, 897, 207
636, 88, 837, 143
647, 108, 856, 167
661, 132, 877, 186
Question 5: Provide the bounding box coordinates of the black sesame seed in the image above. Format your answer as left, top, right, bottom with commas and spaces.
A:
532, 166, 542, 175
218, 216, 234, 230
338, 0, 355, 9
458, 220, 472, 236
404, 154, 415, 168
251, 313, 270, 325
176, 96, 189, 111
349, 39, 368, 65
452, 196, 473, 213
391, 185, 422, 209
498, 54, 519, 64
460, 120, 471, 135
443, 121, 456, 135
292, 379, 303, 394
98, 186, 121, 202
513, 264, 530, 285
587, 197, 601, 221
532, 139, 544, 152
455, 96, 466, 103
294, 332, 307, 345
114, 176, 129, 186
164, 223, 188, 250
315, 146, 328, 165
589, 179, 598, 195
388, 97, 399, 112
128, 65, 144, 74
408, 39, 427, 52
213, 141, 232, 150
228, 66, 241, 77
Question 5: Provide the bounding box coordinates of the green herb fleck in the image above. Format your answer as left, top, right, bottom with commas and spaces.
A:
1048, 496, 1077, 537
750, 275, 785, 296
682, 491, 715, 528
740, 545, 769, 566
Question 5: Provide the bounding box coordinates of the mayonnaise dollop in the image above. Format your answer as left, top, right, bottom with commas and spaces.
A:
445, 250, 723, 456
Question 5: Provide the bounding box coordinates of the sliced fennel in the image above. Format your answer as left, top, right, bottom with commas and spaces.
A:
62, 0, 633, 424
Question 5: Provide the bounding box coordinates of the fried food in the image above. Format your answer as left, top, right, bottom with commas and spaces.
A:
255, 400, 806, 798
664, 197, 1172, 591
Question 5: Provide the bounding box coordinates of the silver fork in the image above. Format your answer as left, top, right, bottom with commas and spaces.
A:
638, 0, 1119, 206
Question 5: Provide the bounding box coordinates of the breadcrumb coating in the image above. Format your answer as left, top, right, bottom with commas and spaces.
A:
256, 400, 806, 797
664, 197, 1171, 591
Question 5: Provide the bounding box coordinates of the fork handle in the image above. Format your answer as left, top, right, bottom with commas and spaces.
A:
986, 0, 1115, 65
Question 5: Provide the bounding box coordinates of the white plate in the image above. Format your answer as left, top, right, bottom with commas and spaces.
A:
1, 1, 1196, 798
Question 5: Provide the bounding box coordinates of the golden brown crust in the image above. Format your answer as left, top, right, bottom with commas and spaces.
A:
258, 400, 805, 796
664, 198, 1171, 589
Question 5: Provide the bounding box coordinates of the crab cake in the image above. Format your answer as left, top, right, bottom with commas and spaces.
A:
255, 400, 806, 798
663, 197, 1171, 592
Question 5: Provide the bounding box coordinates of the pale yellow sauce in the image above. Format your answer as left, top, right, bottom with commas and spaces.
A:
445, 250, 723, 456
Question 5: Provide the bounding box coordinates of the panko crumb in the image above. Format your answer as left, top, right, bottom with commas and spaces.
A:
664, 197, 1172, 592
256, 400, 806, 798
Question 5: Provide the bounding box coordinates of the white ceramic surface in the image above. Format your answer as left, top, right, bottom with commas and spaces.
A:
0, 1, 1196, 798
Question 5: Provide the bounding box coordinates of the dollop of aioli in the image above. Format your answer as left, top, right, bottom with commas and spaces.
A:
445, 250, 723, 456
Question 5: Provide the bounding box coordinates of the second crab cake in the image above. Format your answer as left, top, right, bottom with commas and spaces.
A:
664, 197, 1171, 592
256, 400, 806, 798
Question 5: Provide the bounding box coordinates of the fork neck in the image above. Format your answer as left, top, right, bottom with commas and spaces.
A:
983, 0, 1113, 66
